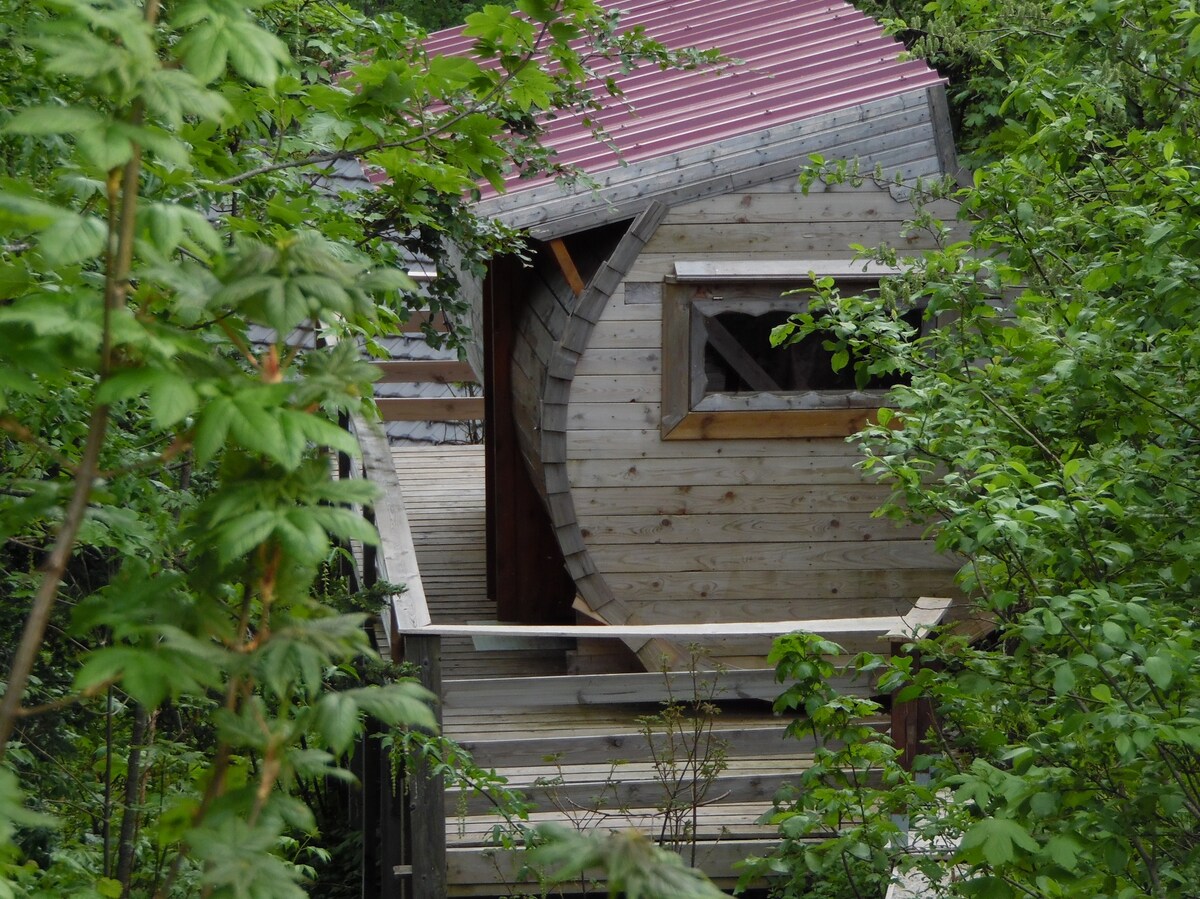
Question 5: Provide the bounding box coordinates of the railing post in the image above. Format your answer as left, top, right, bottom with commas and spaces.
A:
406, 633, 446, 899
890, 637, 932, 773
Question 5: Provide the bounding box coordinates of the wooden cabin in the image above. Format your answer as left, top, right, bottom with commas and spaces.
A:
353, 2, 967, 896
429, 0, 964, 668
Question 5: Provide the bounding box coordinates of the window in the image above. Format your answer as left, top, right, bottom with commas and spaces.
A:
661, 260, 914, 440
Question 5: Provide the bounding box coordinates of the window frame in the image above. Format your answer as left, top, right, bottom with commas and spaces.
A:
660, 260, 908, 440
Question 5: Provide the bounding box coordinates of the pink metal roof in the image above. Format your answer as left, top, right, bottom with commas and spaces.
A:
426, 0, 943, 198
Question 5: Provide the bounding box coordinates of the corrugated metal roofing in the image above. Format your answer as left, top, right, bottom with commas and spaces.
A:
424, 0, 943, 198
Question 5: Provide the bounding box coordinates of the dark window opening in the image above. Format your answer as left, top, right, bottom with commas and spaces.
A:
701, 308, 918, 394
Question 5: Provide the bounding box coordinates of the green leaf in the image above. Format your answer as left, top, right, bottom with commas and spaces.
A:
225, 20, 291, 87
193, 395, 234, 464
349, 683, 437, 732
38, 213, 106, 266
216, 510, 279, 565
180, 21, 230, 84
1144, 655, 1172, 690
3, 105, 104, 135
76, 122, 136, 171
147, 373, 199, 428
1043, 834, 1082, 871
315, 692, 360, 756
1090, 683, 1113, 703
960, 817, 1039, 867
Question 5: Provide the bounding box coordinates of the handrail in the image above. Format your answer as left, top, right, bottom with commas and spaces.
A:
393, 596, 952, 644
349, 413, 432, 638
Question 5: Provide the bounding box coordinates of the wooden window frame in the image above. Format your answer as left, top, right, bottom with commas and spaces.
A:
660, 261, 906, 440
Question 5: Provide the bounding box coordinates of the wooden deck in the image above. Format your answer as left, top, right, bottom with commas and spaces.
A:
346, 423, 949, 898
388, 443, 790, 894
392, 445, 566, 680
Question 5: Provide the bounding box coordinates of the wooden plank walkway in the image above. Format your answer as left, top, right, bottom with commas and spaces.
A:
391, 445, 567, 680
386, 444, 795, 894
382, 444, 947, 897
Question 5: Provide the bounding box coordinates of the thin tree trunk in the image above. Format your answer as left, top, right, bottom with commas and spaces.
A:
117, 705, 149, 897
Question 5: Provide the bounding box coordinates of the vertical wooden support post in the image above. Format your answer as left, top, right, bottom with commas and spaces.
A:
890, 639, 934, 774
406, 634, 445, 899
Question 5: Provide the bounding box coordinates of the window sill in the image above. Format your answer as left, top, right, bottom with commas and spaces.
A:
661, 408, 885, 440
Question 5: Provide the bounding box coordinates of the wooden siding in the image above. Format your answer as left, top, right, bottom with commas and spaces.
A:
564, 177, 963, 648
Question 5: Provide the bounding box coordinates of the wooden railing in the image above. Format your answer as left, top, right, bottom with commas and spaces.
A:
342, 411, 951, 898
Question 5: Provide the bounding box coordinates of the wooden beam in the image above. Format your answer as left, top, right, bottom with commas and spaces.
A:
441, 667, 876, 711
397, 311, 450, 333
404, 633, 446, 899
376, 397, 485, 422
395, 605, 946, 641
885, 596, 954, 640
548, 238, 586, 297
454, 720, 889, 769
698, 312, 781, 392
673, 259, 907, 282
446, 839, 776, 892
371, 360, 477, 384
351, 415, 431, 631
662, 407, 881, 440
447, 768, 847, 817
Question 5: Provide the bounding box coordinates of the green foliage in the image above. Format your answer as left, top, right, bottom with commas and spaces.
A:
764, 0, 1200, 896
740, 635, 934, 899
531, 826, 731, 899
0, 0, 712, 894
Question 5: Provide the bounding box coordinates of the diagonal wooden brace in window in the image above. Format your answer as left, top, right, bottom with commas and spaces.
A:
700, 311, 780, 391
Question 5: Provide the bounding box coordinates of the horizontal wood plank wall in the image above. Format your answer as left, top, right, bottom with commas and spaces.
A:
507, 206, 672, 632
566, 180, 962, 652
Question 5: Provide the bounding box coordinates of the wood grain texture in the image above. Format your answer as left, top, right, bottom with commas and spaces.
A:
606, 568, 959, 604
566, 455, 870, 487
376, 397, 484, 422
352, 416, 431, 630
371, 360, 477, 384
586, 539, 959, 574
578, 511, 926, 543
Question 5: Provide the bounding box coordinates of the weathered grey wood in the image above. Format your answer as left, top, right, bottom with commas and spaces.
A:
885, 596, 953, 640
599, 568, 958, 604
351, 416, 431, 631
665, 190, 959, 225
571, 483, 894, 516
399, 607, 942, 641
927, 83, 966, 186
441, 667, 873, 710
448, 769, 803, 816
452, 720, 886, 769
692, 390, 888, 412
566, 454, 869, 487
673, 259, 906, 281
567, 428, 865, 458
644, 220, 934, 256
567, 373, 657, 404
445, 838, 778, 891
579, 511, 926, 544
573, 347, 664, 376
476, 90, 936, 234
404, 634, 445, 899
535, 134, 942, 240
585, 539, 959, 574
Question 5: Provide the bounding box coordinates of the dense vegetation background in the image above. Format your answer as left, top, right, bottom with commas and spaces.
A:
1, 0, 1199, 897
751, 1, 1200, 897
0, 0, 706, 896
